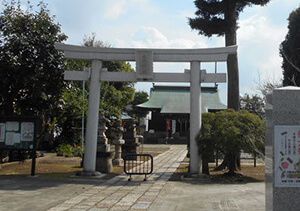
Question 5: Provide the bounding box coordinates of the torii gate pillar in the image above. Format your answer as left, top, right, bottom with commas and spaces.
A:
190, 61, 201, 174
83, 60, 102, 175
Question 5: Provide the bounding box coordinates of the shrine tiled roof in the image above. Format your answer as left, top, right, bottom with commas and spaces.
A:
137, 85, 226, 114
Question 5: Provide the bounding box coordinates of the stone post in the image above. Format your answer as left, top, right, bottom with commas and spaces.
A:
190, 61, 201, 174
267, 86, 300, 211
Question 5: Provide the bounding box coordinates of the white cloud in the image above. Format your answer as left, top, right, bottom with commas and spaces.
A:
103, 0, 156, 20
273, 0, 299, 6
104, 0, 127, 20
238, 15, 285, 44
128, 26, 207, 49
257, 54, 283, 82
237, 15, 287, 88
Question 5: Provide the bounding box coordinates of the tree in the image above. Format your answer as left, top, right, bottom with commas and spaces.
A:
197, 112, 216, 175
197, 110, 265, 175
54, 35, 136, 147
257, 79, 282, 100
189, 0, 270, 110
240, 94, 265, 118
63, 34, 135, 117
83, 34, 135, 117
54, 84, 88, 147
129, 91, 149, 119
99, 63, 135, 117
280, 6, 300, 86
0, 1, 67, 147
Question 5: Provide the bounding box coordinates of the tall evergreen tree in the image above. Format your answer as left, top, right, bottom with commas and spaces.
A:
280, 6, 300, 86
189, 0, 270, 110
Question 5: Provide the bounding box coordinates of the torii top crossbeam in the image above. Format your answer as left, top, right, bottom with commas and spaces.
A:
55, 43, 237, 62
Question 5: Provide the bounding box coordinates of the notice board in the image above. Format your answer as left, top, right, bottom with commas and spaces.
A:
275, 125, 300, 187
0, 117, 38, 176
0, 118, 36, 149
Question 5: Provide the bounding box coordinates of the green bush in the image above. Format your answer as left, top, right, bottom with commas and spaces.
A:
56, 144, 84, 157
197, 109, 266, 174
73, 145, 84, 157
56, 144, 74, 157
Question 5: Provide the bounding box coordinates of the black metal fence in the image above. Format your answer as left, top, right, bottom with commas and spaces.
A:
124, 153, 153, 181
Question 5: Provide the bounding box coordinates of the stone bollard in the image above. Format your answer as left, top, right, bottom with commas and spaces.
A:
266, 86, 300, 211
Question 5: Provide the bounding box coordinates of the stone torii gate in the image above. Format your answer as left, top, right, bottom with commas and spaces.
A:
55, 43, 237, 175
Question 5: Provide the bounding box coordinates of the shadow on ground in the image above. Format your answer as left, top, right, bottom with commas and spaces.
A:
169, 170, 265, 185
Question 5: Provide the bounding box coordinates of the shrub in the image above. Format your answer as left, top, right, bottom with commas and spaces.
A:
56, 144, 74, 157
73, 145, 84, 157
197, 110, 265, 175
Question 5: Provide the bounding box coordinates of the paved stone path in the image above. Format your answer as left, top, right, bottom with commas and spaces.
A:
48, 145, 187, 211
149, 181, 265, 211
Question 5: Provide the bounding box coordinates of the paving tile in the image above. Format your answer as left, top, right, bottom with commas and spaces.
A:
64, 196, 89, 205
78, 201, 98, 206
73, 204, 93, 208
47, 207, 69, 211
95, 203, 112, 208
85, 196, 105, 203
68, 208, 89, 211
89, 208, 109, 211
114, 200, 136, 207
137, 196, 157, 202
109, 205, 131, 211
131, 201, 152, 210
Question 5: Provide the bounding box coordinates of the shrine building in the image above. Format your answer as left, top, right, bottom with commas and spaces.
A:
137, 85, 226, 143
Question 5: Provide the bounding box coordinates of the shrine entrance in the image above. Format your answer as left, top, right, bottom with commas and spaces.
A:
56, 43, 237, 175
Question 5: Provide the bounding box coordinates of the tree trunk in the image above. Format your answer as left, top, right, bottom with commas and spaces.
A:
214, 154, 228, 171
225, 1, 240, 111
227, 152, 238, 175
237, 152, 241, 170
202, 156, 210, 175
214, 152, 239, 174
223, 2, 240, 174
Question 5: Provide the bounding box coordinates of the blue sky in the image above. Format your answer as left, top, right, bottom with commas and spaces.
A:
1, 0, 299, 104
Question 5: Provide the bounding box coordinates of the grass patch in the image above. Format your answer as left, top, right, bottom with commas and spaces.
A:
0, 154, 82, 178
0, 144, 169, 179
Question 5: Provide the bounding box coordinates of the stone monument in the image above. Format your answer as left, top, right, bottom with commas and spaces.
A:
266, 86, 300, 211
96, 114, 113, 173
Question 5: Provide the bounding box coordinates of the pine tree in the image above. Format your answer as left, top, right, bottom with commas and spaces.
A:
189, 0, 270, 110
280, 6, 300, 86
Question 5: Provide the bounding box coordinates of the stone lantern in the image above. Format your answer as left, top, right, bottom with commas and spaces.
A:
96, 113, 113, 173
123, 119, 140, 158
111, 120, 125, 166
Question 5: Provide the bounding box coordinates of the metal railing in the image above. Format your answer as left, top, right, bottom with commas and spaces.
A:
124, 153, 153, 181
